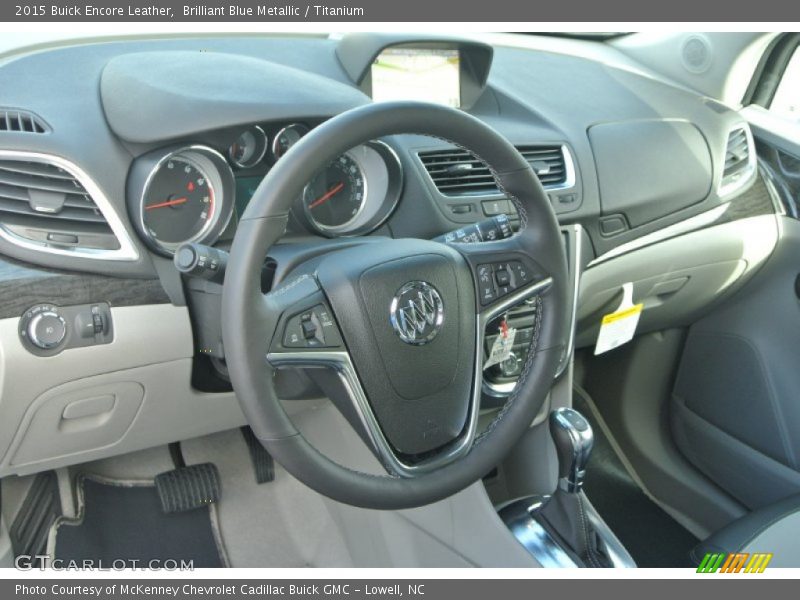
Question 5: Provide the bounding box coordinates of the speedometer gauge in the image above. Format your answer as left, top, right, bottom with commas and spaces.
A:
129, 145, 235, 256
303, 153, 366, 233
298, 141, 403, 238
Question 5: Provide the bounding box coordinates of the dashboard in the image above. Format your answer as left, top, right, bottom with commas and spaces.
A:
0, 32, 774, 477
0, 33, 759, 277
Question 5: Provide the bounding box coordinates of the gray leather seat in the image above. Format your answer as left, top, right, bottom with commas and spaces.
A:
692, 493, 800, 568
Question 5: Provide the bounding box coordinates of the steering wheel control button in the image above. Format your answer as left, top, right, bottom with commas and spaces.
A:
301, 319, 317, 340
477, 264, 497, 305
281, 304, 342, 349
28, 311, 66, 349
495, 269, 511, 287
509, 261, 531, 284
478, 258, 541, 306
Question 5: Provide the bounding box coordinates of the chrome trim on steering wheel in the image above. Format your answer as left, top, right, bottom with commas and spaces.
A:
482, 225, 582, 398
267, 275, 552, 477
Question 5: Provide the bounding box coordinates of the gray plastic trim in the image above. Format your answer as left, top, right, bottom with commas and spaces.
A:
0, 150, 138, 261
0, 304, 244, 477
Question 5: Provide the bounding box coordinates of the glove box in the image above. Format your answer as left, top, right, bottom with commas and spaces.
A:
6, 380, 144, 468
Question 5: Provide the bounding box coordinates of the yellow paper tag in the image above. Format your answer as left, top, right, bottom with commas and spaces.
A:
601, 304, 644, 325
595, 283, 643, 355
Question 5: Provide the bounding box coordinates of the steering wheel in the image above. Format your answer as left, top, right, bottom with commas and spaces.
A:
222, 102, 569, 510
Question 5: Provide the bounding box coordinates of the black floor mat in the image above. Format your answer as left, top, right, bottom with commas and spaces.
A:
11, 471, 61, 564
54, 477, 224, 567
574, 390, 698, 568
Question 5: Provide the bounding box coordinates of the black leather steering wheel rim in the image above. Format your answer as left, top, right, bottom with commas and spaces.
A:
222, 102, 569, 509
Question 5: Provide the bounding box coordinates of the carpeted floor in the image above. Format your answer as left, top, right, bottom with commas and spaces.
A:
54, 477, 224, 567
574, 389, 699, 567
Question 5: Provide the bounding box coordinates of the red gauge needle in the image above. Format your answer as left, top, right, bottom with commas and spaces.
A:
308, 182, 344, 210
145, 197, 188, 211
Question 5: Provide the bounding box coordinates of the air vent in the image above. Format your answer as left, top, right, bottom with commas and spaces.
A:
719, 126, 756, 198
723, 128, 750, 179
418, 144, 571, 196
0, 153, 138, 260
0, 109, 48, 134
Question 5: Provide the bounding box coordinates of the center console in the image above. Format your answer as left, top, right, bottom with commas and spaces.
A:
499, 408, 636, 568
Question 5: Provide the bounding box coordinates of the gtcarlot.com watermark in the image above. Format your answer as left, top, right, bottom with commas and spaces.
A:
15, 555, 194, 571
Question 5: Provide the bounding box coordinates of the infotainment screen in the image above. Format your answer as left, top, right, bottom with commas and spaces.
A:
370, 48, 460, 108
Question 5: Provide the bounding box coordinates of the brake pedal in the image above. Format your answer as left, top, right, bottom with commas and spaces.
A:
154, 463, 220, 514
241, 426, 275, 484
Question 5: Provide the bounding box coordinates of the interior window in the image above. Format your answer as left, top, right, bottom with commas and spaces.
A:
770, 46, 800, 120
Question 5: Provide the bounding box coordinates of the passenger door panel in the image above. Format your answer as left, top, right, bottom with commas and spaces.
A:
671, 129, 800, 510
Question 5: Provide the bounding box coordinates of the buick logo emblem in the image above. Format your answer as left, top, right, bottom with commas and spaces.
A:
389, 281, 445, 345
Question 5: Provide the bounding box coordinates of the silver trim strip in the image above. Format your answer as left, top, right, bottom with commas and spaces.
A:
500, 495, 636, 568
548, 144, 577, 192
267, 276, 553, 477
559, 223, 582, 378
718, 124, 758, 200
484, 224, 581, 398
0, 150, 139, 261
500, 496, 579, 568
589, 203, 731, 267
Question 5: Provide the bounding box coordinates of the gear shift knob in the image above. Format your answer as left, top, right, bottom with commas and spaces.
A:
549, 407, 594, 493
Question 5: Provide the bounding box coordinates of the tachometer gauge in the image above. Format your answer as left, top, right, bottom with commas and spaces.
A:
272, 123, 309, 160
303, 153, 366, 233
129, 145, 235, 256
228, 126, 267, 169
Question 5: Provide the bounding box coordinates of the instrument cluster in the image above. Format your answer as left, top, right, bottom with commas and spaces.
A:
126, 122, 404, 256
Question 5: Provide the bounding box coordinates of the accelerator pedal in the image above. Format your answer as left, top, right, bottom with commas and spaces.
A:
241, 426, 275, 484
154, 462, 221, 514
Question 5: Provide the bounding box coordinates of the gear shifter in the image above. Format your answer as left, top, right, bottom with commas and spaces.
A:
535, 407, 613, 567
499, 407, 635, 568
549, 407, 594, 493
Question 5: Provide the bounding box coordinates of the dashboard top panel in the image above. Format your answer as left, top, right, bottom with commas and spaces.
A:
0, 33, 758, 278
